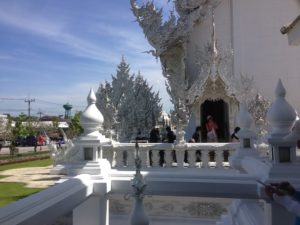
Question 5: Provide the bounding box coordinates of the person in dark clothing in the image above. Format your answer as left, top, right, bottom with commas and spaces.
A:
149, 127, 161, 143
164, 126, 177, 164
165, 126, 176, 143
191, 126, 202, 143
231, 127, 240, 142
189, 126, 202, 164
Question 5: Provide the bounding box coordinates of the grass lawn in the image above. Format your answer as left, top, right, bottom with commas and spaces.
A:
0, 158, 53, 207
0, 151, 50, 160
0, 182, 43, 207
0, 158, 53, 171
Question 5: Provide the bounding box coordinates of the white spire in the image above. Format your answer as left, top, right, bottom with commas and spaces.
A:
267, 79, 296, 136
80, 88, 104, 136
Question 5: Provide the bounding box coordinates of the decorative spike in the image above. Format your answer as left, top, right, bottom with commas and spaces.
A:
87, 88, 97, 105
275, 79, 286, 98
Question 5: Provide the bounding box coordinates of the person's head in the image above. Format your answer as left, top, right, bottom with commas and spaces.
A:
234, 127, 240, 133
207, 115, 213, 121
196, 126, 201, 132
166, 126, 171, 132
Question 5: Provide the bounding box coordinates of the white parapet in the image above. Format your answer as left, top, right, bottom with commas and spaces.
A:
0, 174, 95, 225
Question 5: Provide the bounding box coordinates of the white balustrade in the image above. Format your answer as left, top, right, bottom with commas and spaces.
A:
102, 143, 238, 169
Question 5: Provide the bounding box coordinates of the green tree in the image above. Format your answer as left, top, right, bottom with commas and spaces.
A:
67, 112, 83, 138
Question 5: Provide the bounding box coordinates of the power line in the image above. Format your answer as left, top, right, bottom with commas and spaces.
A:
0, 97, 25, 101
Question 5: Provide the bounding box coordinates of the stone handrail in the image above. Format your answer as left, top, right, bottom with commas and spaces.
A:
0, 174, 94, 225
102, 142, 239, 169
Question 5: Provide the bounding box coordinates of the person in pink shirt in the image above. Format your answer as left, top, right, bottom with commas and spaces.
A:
206, 115, 218, 142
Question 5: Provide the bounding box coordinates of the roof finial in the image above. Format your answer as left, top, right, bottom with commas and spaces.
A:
275, 79, 286, 98
212, 8, 218, 62
210, 7, 219, 81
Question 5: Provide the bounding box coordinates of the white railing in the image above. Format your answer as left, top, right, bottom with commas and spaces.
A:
102, 142, 239, 169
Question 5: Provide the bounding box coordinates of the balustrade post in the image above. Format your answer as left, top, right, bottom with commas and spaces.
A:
201, 150, 209, 168
176, 149, 185, 168
139, 148, 148, 168
151, 149, 160, 167
111, 151, 117, 168
216, 150, 224, 168
127, 149, 135, 168
115, 149, 124, 168
188, 149, 196, 167
184, 149, 196, 167
164, 149, 172, 167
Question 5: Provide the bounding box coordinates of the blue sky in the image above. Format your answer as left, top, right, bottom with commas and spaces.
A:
0, 0, 173, 116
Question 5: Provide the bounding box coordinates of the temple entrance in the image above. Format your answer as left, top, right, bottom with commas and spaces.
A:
201, 100, 229, 142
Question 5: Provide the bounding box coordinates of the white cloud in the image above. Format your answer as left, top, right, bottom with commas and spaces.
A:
0, 7, 121, 64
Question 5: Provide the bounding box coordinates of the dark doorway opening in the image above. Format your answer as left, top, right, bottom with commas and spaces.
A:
201, 100, 229, 142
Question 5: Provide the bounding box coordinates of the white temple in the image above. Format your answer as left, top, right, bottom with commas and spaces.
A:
0, 79, 300, 225
130, 0, 300, 141
1, 1, 300, 225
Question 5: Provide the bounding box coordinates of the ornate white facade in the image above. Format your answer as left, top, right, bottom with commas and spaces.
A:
131, 0, 300, 141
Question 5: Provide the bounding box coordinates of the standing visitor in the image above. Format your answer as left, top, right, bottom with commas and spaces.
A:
206, 115, 218, 142
164, 126, 176, 165
190, 126, 202, 164
231, 127, 240, 142
190, 126, 202, 143
149, 127, 161, 143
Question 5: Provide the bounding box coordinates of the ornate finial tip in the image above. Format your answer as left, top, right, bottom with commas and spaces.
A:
87, 88, 97, 104
275, 79, 286, 98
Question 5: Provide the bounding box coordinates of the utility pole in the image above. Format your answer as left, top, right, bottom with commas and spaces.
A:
24, 98, 35, 118
37, 109, 43, 119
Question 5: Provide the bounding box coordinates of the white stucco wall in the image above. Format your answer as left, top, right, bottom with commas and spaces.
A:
232, 0, 300, 113
187, 0, 300, 114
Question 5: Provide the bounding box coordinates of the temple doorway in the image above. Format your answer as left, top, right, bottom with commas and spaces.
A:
201, 100, 230, 142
